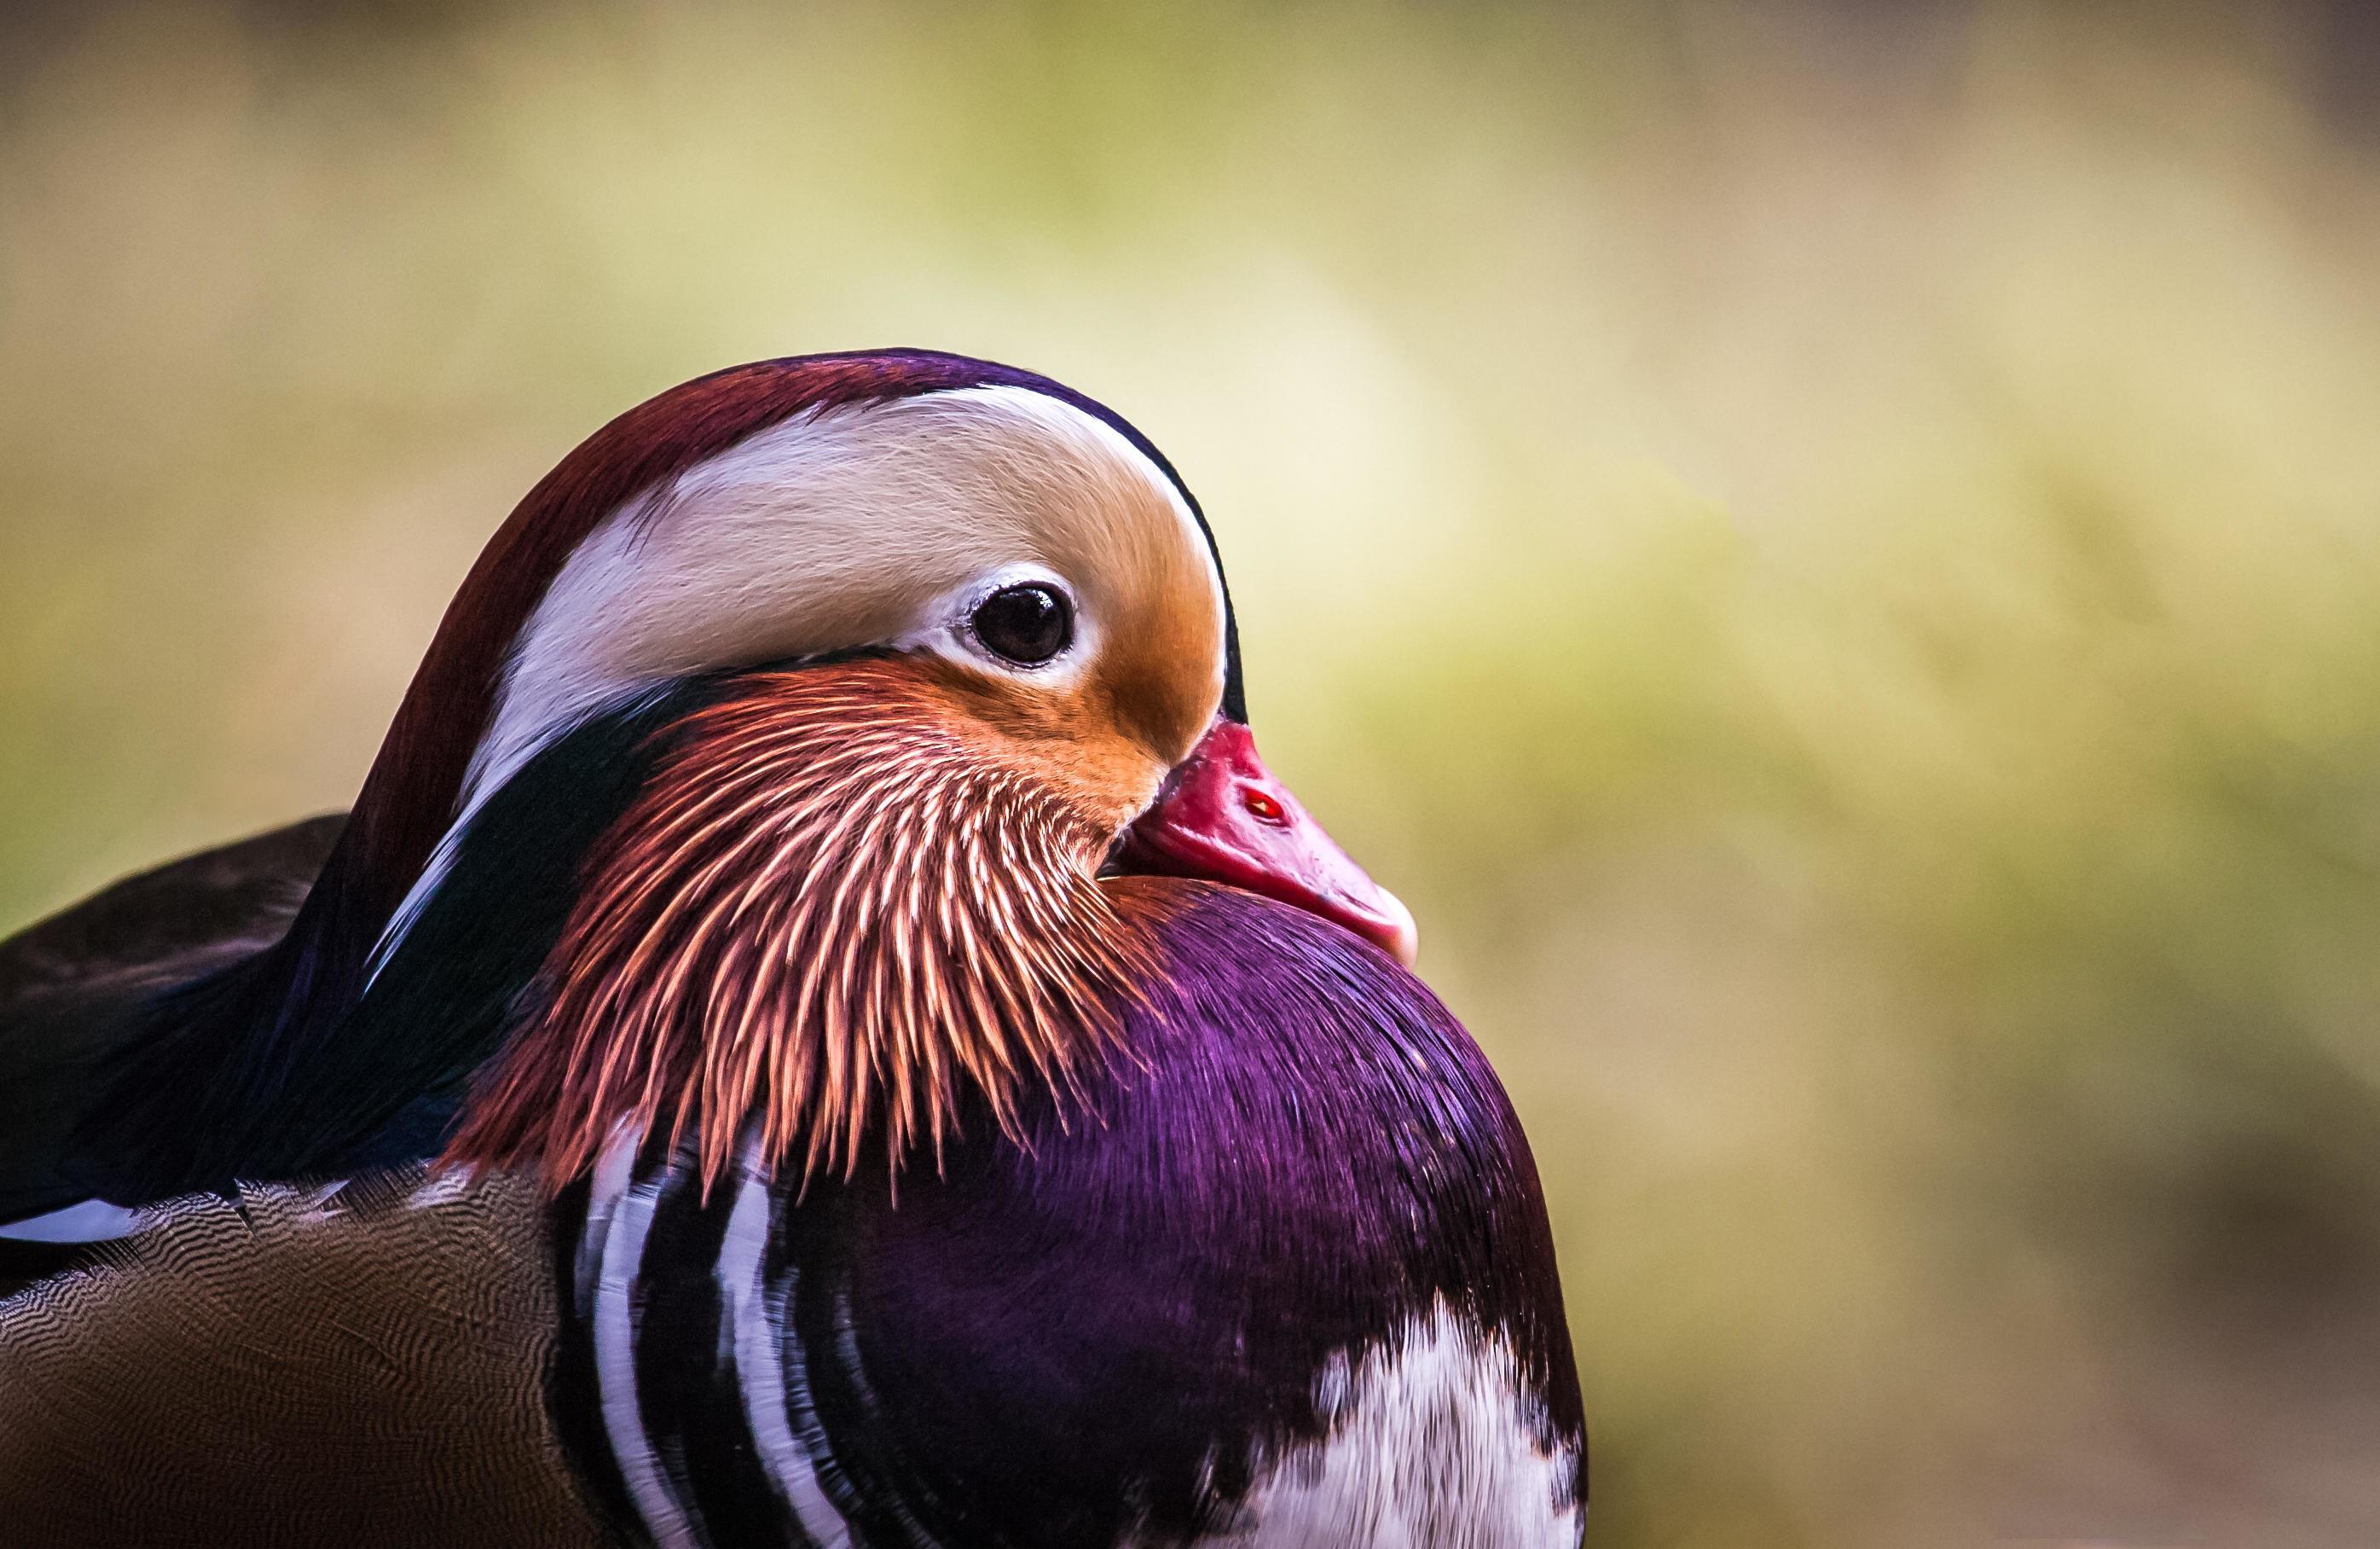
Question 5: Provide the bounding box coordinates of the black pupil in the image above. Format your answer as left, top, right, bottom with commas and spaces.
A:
972, 584, 1072, 665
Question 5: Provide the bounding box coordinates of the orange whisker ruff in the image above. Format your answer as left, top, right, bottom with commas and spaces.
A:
445, 660, 1161, 1195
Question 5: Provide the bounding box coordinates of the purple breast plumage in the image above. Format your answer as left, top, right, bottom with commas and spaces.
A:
559, 886, 1587, 1549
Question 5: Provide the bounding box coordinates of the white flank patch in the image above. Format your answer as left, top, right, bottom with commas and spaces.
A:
589, 1132, 697, 1549
718, 1157, 853, 1547
1202, 1303, 1584, 1549
369, 383, 1220, 976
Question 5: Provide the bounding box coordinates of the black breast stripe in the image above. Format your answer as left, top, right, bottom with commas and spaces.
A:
752, 1191, 870, 1547
789, 1253, 956, 1548
634, 1165, 807, 1548
552, 1144, 867, 1549
546, 1174, 647, 1546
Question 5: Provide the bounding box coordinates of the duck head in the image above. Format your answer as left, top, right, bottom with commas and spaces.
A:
206, 352, 1413, 1195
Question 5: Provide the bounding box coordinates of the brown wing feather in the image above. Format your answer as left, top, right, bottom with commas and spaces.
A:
0, 813, 347, 1011
0, 815, 347, 1230
0, 1169, 617, 1548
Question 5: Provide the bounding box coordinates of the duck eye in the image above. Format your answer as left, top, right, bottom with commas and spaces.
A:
970, 583, 1074, 667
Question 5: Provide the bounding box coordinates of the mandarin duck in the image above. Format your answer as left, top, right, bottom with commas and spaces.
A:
0, 352, 1586, 1547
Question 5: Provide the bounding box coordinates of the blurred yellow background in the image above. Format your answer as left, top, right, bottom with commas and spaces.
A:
7, 3, 2380, 1543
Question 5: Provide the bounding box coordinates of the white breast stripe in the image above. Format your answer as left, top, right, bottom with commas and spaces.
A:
591, 1133, 698, 1549
720, 1159, 854, 1548
577, 1124, 638, 1317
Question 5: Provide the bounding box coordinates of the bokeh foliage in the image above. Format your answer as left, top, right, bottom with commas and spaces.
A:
6, 3, 2380, 1542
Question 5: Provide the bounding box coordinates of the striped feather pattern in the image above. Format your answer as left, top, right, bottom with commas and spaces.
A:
0, 1171, 617, 1548
560, 1133, 860, 1549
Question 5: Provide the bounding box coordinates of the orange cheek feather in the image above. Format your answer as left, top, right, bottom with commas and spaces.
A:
443, 656, 1176, 1196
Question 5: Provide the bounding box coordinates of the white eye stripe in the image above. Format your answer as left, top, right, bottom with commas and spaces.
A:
478, 389, 1168, 788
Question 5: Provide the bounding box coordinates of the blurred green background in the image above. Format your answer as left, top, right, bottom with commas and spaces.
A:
7, 2, 2380, 1543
